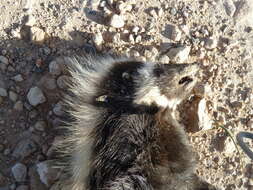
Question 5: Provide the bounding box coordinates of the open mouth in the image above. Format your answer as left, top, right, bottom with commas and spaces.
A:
179, 76, 193, 85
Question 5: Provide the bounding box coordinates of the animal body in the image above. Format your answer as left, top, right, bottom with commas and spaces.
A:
53, 55, 216, 190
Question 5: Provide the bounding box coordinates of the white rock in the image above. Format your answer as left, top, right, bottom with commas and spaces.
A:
0, 56, 9, 65
204, 37, 218, 50
11, 163, 27, 182
224, 138, 236, 154
36, 161, 60, 187
109, 14, 125, 28
53, 101, 64, 116
13, 74, 24, 82
198, 99, 213, 130
49, 61, 61, 76
132, 26, 140, 33
9, 91, 18, 102
167, 46, 191, 63
93, 33, 103, 50
30, 27, 46, 44
223, 0, 236, 17
27, 87, 46, 106
0, 88, 7, 97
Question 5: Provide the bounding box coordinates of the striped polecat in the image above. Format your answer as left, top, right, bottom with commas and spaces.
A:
53, 55, 217, 190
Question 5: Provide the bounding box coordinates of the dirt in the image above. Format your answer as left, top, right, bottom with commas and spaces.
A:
0, 0, 253, 189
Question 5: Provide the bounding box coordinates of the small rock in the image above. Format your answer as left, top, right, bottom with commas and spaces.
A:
128, 34, 135, 43
14, 101, 23, 111
149, 9, 157, 18
132, 26, 140, 33
109, 14, 125, 28
198, 99, 213, 130
224, 138, 236, 154
36, 161, 60, 187
53, 101, 64, 116
223, 0, 236, 17
3, 148, 10, 155
56, 75, 69, 89
158, 55, 170, 63
116, 1, 132, 13
29, 166, 47, 190
204, 37, 218, 50
30, 27, 46, 44
39, 75, 57, 91
164, 24, 182, 41
11, 163, 27, 182
9, 91, 18, 102
16, 185, 29, 190
27, 87, 46, 106
135, 35, 142, 43
0, 56, 9, 65
0, 88, 7, 97
170, 7, 177, 15
13, 74, 24, 82
34, 121, 47, 132
49, 61, 61, 76
93, 33, 103, 50
12, 139, 37, 160
167, 46, 191, 63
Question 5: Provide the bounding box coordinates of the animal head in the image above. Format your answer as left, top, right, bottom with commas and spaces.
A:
65, 56, 199, 112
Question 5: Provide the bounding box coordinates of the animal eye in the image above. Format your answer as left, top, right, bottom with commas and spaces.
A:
153, 68, 164, 77
178, 76, 193, 85
122, 72, 130, 80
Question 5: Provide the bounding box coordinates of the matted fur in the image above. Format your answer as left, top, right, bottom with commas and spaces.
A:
52, 55, 217, 190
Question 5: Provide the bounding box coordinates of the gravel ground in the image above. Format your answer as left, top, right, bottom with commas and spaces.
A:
0, 0, 253, 189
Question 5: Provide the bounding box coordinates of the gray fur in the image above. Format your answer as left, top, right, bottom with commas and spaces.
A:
53, 55, 217, 190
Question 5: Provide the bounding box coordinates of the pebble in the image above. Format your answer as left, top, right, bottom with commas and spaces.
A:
224, 138, 236, 154
223, 0, 236, 17
14, 101, 23, 111
49, 61, 61, 76
9, 91, 18, 102
167, 45, 191, 63
12, 139, 37, 160
0, 88, 7, 97
109, 14, 125, 28
53, 101, 64, 116
198, 98, 213, 130
13, 74, 24, 82
36, 161, 60, 187
56, 75, 69, 89
204, 37, 218, 50
93, 33, 103, 50
135, 35, 142, 43
132, 26, 140, 34
0, 56, 9, 65
39, 75, 57, 90
128, 34, 135, 43
165, 24, 182, 41
158, 55, 170, 63
170, 7, 177, 15
16, 185, 29, 190
116, 1, 132, 13
34, 121, 47, 132
27, 87, 46, 106
11, 163, 27, 182
150, 9, 157, 18
30, 27, 46, 44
